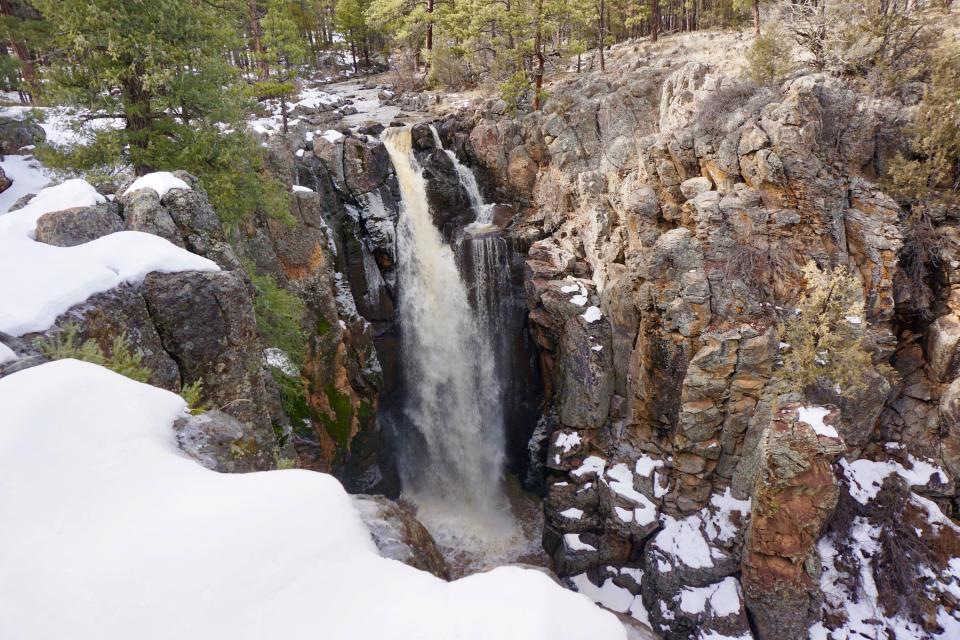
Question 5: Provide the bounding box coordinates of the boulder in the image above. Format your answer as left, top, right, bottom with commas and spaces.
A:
143, 270, 278, 468
174, 410, 275, 473
0, 115, 45, 154
0, 166, 10, 194
37, 284, 180, 390
35, 203, 124, 247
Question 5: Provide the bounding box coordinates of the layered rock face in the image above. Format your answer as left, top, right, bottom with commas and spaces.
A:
445, 42, 960, 638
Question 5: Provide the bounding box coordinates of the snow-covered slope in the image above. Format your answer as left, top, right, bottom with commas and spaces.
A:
0, 178, 220, 335
0, 360, 626, 639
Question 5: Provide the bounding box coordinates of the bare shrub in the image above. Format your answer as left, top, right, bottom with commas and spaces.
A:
870, 476, 935, 622
696, 80, 780, 138
898, 211, 946, 323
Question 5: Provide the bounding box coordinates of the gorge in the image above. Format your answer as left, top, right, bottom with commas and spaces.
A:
2, 4, 960, 640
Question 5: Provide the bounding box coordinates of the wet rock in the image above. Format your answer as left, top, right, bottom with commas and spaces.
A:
35, 203, 124, 247
353, 495, 450, 579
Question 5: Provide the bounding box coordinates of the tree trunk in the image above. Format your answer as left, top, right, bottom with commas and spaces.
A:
598, 0, 605, 71
350, 36, 359, 74
533, 0, 545, 110
753, 0, 761, 38
121, 73, 154, 176
651, 0, 660, 42
248, 0, 268, 80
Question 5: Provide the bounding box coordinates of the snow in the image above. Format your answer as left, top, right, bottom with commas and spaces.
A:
0, 179, 220, 336
0, 342, 16, 365
0, 154, 51, 214
581, 306, 603, 323
569, 569, 650, 626
606, 463, 658, 525
555, 431, 581, 453
292, 184, 314, 193
0, 360, 627, 640
592, 345, 603, 352
570, 294, 588, 307
845, 315, 862, 324
842, 456, 951, 504
797, 405, 838, 438
569, 574, 634, 613
124, 172, 191, 200
655, 516, 715, 569
0, 106, 123, 148
678, 577, 741, 616
321, 129, 345, 143
572, 455, 606, 478
703, 488, 751, 543
561, 284, 580, 293
0, 178, 105, 239
635, 454, 664, 478
564, 533, 598, 552
560, 508, 584, 520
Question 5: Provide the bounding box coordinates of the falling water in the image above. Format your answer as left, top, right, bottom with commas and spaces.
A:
381, 127, 519, 564
428, 125, 494, 225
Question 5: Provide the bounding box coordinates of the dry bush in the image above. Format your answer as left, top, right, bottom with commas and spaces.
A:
776, 261, 873, 392
898, 211, 946, 323
697, 80, 780, 138
871, 476, 935, 622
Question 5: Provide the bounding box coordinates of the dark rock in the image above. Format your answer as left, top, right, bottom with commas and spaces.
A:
0, 116, 45, 154
35, 284, 181, 390
143, 270, 278, 468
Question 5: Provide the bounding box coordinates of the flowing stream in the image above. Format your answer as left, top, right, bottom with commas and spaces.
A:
382, 128, 541, 573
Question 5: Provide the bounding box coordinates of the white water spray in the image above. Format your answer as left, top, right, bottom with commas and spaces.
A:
382, 128, 519, 562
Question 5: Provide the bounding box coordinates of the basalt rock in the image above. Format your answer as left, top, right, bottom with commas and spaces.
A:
741, 403, 845, 640
143, 269, 279, 468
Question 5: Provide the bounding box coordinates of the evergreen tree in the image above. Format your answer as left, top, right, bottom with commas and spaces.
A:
33, 0, 284, 229
259, 0, 307, 133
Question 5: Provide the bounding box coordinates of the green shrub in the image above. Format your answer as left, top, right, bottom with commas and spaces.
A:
886, 44, 960, 207
180, 378, 207, 415
776, 262, 874, 393
499, 71, 531, 115
37, 323, 152, 383
244, 261, 307, 368
746, 27, 794, 86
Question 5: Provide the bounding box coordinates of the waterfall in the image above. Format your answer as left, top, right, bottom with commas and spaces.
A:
381, 128, 515, 558
428, 125, 494, 225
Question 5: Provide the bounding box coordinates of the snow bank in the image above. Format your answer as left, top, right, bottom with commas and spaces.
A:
0, 179, 219, 335
0, 360, 627, 640
124, 172, 191, 199
0, 154, 51, 214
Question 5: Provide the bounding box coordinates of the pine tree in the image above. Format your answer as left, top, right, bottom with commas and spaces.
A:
259, 0, 307, 133
33, 0, 287, 229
